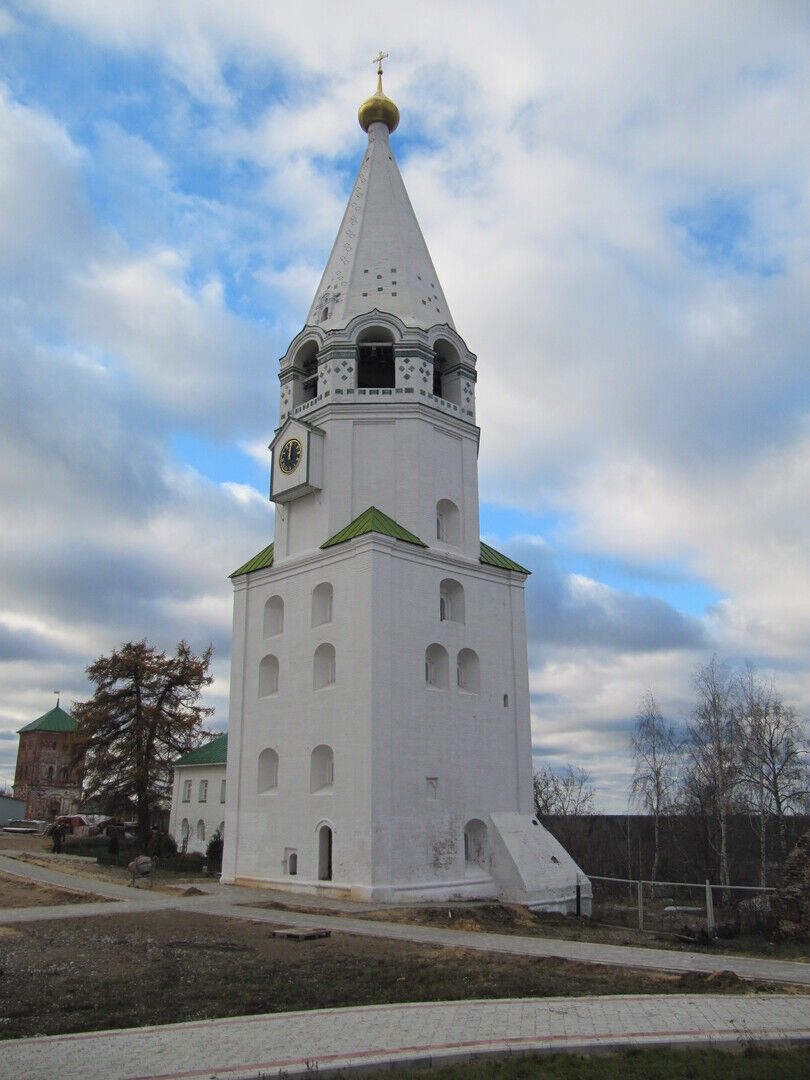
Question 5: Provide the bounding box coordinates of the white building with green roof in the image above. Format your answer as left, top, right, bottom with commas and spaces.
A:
169, 735, 228, 855
221, 66, 590, 912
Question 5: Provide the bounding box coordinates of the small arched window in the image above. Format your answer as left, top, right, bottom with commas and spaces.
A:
312, 582, 333, 627
457, 649, 480, 694
258, 654, 279, 697
197, 819, 206, 842
257, 748, 279, 794
436, 499, 460, 545
313, 643, 336, 690
439, 578, 465, 623
425, 643, 449, 689
264, 595, 284, 637
46, 765, 54, 781
181, 818, 190, 842
310, 745, 334, 792
464, 819, 488, 868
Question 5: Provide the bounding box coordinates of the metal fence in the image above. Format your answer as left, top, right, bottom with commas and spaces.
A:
584, 873, 774, 938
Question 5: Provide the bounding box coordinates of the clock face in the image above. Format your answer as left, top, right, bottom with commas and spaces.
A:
278, 437, 303, 475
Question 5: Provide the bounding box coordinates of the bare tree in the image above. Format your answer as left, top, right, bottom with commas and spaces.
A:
736, 663, 773, 886
760, 697, 808, 856
533, 763, 597, 817
629, 690, 679, 883
683, 656, 742, 890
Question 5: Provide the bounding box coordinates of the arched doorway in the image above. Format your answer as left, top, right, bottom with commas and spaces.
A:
317, 824, 333, 881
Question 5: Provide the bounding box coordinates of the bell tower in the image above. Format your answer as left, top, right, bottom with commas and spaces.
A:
221, 60, 590, 913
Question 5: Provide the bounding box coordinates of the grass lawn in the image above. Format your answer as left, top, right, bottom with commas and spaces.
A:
3, 851, 211, 892
353, 1047, 810, 1080
0, 910, 803, 1040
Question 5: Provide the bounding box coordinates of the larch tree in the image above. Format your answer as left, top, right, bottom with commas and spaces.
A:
73, 640, 213, 840
629, 690, 679, 883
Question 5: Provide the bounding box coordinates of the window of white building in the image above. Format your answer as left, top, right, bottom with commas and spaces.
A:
310, 745, 334, 793
457, 648, 480, 694
197, 819, 206, 842
263, 595, 284, 637
436, 499, 460, 545
313, 643, 336, 689
199, 779, 208, 802
439, 578, 465, 623
182, 779, 191, 802
259, 654, 279, 697
220, 779, 226, 803
311, 582, 333, 627
425, 643, 449, 689
257, 748, 279, 794
284, 848, 298, 876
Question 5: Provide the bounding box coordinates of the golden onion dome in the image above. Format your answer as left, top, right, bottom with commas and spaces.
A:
358, 70, 400, 134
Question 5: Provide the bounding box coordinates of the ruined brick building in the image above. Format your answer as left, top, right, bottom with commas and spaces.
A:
12, 702, 83, 820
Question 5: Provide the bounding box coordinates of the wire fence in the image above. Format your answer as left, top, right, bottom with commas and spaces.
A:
583, 873, 774, 938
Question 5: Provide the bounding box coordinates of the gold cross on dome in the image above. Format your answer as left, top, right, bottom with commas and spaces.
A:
372, 50, 388, 76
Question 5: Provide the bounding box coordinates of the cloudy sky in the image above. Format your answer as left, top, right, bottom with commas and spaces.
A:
2, 2, 808, 809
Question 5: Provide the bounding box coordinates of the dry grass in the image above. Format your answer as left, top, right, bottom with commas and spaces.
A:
0, 870, 104, 909
0, 909, 801, 1040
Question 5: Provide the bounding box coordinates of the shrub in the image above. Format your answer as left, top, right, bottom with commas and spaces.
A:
107, 831, 120, 856
206, 829, 224, 872
147, 831, 177, 859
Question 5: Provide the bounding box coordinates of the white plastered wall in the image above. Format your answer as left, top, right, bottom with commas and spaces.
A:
169, 764, 227, 855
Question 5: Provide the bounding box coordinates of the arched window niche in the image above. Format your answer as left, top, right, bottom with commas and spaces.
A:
311, 582, 333, 627
310, 745, 334, 793
317, 822, 333, 881
263, 595, 284, 637
258, 654, 279, 697
439, 578, 465, 624
425, 643, 449, 689
313, 643, 336, 690
356, 326, 395, 389
436, 499, 460, 545
197, 819, 206, 843
257, 748, 279, 794
432, 338, 461, 404
464, 819, 488, 869
293, 340, 319, 406
457, 648, 480, 694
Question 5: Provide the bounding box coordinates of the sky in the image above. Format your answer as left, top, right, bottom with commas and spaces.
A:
1, 1, 809, 811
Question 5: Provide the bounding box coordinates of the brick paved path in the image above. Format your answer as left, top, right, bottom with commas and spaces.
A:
2, 994, 809, 1080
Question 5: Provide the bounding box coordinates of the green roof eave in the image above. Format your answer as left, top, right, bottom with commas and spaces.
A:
230, 542, 274, 579
321, 506, 427, 551
480, 541, 531, 575
18, 704, 76, 734
174, 734, 228, 768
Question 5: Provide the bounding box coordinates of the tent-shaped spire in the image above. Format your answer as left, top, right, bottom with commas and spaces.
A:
306, 67, 454, 333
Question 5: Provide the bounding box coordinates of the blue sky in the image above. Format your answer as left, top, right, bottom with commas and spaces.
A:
1, 1, 809, 810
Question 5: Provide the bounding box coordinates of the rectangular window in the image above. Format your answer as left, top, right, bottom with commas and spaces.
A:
220, 779, 226, 803
182, 779, 191, 803
199, 779, 208, 803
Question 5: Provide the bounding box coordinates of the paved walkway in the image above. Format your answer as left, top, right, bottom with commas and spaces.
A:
2, 852, 810, 987
2, 994, 809, 1080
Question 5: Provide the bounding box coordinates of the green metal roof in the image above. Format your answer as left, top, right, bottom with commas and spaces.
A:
321, 507, 427, 550
18, 704, 76, 735
174, 734, 228, 768
230, 542, 274, 579
480, 541, 531, 575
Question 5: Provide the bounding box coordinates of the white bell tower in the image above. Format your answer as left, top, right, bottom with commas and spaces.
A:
221, 60, 590, 912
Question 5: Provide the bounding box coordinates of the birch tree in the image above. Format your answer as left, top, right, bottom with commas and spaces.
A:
629, 690, 679, 883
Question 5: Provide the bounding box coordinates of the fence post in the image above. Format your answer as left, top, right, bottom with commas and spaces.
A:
575, 874, 581, 917
705, 879, 715, 937
637, 879, 644, 931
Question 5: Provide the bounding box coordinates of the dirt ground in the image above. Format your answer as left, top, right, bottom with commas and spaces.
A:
3, 852, 209, 893
250, 901, 810, 963
0, 871, 104, 909
0, 909, 803, 1041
